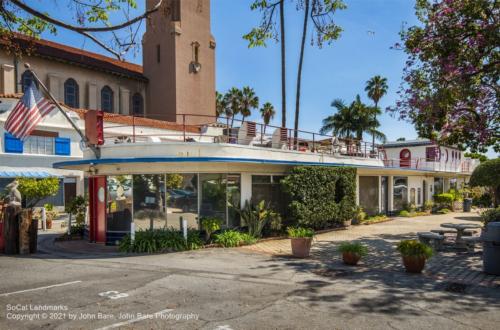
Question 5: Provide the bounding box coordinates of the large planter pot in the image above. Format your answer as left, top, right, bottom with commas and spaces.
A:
46, 219, 53, 229
343, 220, 352, 228
342, 252, 361, 266
402, 256, 427, 273
291, 237, 312, 258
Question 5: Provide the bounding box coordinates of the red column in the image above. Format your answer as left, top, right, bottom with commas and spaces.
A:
89, 176, 107, 243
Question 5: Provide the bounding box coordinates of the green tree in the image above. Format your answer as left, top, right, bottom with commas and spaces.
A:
216, 91, 227, 119
223, 87, 243, 128
464, 152, 488, 163
391, 0, 499, 152
293, 0, 346, 148
365, 75, 388, 149
240, 86, 259, 123
320, 95, 386, 143
245, 0, 287, 128
0, 0, 163, 60
17, 177, 60, 208
469, 158, 500, 207
260, 102, 276, 135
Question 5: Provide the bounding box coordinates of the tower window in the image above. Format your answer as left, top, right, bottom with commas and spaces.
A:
171, 0, 181, 21
157, 44, 161, 63
101, 86, 114, 113
64, 78, 79, 108
192, 41, 200, 63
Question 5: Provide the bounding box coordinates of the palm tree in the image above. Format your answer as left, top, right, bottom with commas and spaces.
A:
240, 86, 259, 123
224, 87, 242, 127
320, 99, 355, 138
294, 0, 310, 149
320, 95, 386, 143
260, 102, 276, 136
216, 91, 227, 119
365, 75, 388, 149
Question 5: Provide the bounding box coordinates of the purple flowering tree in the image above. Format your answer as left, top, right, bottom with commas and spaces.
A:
390, 0, 499, 152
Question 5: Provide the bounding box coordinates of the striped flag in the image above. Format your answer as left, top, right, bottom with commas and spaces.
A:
4, 81, 55, 140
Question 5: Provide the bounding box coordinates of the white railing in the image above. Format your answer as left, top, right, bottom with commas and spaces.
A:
383, 158, 479, 173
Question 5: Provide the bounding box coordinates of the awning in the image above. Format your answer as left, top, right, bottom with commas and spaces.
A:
0, 167, 61, 178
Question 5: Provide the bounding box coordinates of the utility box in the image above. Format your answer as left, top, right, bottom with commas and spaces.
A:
84, 110, 104, 146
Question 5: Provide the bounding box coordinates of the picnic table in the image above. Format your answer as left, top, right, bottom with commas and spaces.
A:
440, 223, 482, 248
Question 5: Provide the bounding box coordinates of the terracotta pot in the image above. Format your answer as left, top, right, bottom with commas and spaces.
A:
342, 252, 361, 265
46, 219, 53, 229
402, 256, 426, 273
291, 237, 312, 258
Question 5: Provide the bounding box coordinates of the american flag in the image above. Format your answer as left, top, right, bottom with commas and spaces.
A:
4, 81, 55, 140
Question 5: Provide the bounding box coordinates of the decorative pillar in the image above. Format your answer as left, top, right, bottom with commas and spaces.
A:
388, 176, 394, 213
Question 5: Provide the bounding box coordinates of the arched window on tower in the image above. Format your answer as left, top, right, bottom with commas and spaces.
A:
64, 78, 79, 108
21, 70, 37, 92
132, 93, 144, 116
101, 86, 114, 113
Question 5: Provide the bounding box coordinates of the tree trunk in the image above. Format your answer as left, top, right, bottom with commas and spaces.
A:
280, 0, 286, 128
19, 209, 32, 255
372, 101, 377, 151
294, 0, 310, 149
3, 205, 21, 255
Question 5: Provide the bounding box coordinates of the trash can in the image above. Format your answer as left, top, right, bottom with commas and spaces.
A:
463, 198, 473, 212
482, 222, 500, 275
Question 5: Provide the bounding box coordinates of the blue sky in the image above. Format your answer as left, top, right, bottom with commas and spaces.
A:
34, 1, 496, 156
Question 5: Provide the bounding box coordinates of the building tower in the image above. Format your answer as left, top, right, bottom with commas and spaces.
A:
143, 0, 216, 124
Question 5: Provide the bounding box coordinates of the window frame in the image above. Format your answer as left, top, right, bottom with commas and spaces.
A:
64, 78, 80, 108
101, 86, 114, 113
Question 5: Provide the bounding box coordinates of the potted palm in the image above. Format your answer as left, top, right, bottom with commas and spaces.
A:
396, 240, 433, 273
287, 227, 314, 258
338, 242, 368, 265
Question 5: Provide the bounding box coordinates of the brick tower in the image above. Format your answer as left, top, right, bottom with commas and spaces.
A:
143, 0, 216, 124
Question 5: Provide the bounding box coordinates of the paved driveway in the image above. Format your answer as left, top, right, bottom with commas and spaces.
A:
0, 212, 498, 330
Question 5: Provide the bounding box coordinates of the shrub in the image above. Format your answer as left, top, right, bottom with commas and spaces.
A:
239, 233, 258, 246
118, 228, 203, 253
396, 240, 433, 259
470, 158, 500, 207
437, 208, 451, 214
65, 195, 88, 226
214, 230, 243, 247
200, 217, 222, 240
287, 227, 314, 238
70, 223, 85, 236
236, 200, 279, 238
338, 242, 368, 256
423, 200, 434, 212
399, 210, 410, 217
481, 207, 500, 226
281, 166, 356, 229
434, 193, 454, 209
361, 214, 389, 224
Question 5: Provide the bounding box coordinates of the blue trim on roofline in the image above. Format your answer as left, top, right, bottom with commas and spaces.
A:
52, 156, 441, 173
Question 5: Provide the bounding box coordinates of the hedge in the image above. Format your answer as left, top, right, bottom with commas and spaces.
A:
433, 193, 454, 208
281, 166, 357, 229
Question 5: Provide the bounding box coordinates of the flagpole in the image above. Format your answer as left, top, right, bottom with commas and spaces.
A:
25, 63, 101, 159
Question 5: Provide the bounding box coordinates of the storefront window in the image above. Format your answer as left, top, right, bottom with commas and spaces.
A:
359, 176, 379, 215
132, 174, 166, 230
227, 174, 241, 227
434, 177, 444, 195
200, 174, 228, 226
251, 175, 288, 216
393, 176, 408, 211
107, 176, 133, 233
166, 173, 198, 229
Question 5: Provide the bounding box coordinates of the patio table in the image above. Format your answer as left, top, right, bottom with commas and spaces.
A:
440, 223, 482, 247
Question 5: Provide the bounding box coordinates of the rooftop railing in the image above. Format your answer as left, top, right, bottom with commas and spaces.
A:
383, 158, 479, 173
99, 113, 385, 159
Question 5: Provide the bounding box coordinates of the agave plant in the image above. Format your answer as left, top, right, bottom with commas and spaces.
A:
233, 200, 280, 238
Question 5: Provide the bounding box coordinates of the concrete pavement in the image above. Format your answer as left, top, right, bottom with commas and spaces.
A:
0, 212, 499, 330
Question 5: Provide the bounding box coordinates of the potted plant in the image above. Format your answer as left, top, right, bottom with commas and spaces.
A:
287, 227, 314, 258
44, 203, 58, 229
201, 217, 222, 242
338, 242, 368, 265
396, 240, 433, 273
351, 207, 366, 225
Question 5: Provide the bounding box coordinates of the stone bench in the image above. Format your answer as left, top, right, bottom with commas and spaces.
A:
462, 236, 482, 251
431, 229, 478, 236
417, 232, 445, 251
